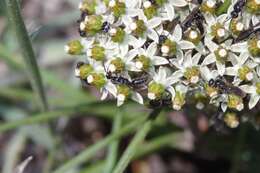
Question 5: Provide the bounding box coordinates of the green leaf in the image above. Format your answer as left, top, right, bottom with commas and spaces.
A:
112, 120, 152, 173
52, 115, 148, 173
5, 0, 48, 111
103, 109, 123, 173
216, 0, 231, 16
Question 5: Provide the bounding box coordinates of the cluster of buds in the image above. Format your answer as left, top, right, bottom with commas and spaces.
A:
65, 0, 260, 128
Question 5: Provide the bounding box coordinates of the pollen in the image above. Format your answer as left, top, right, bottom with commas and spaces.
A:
144, 1, 152, 8
217, 28, 225, 37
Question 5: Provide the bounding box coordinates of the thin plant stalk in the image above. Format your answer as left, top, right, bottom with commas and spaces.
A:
103, 109, 123, 173
5, 0, 48, 111
52, 115, 149, 173
216, 0, 232, 15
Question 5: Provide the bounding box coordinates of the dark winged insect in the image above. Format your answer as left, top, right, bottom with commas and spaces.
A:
208, 76, 246, 98
158, 35, 168, 45
106, 71, 132, 86
102, 21, 110, 33
230, 0, 246, 19
181, 7, 205, 34
149, 91, 172, 108
234, 21, 260, 43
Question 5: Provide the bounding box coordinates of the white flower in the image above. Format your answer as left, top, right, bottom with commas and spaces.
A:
130, 42, 169, 71
160, 24, 195, 56
240, 83, 260, 109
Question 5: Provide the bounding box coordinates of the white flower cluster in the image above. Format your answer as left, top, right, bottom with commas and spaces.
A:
65, 0, 260, 114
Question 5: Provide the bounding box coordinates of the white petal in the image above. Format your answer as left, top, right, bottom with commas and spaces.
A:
165, 4, 175, 21
225, 67, 238, 76
240, 85, 256, 94
131, 92, 144, 104
231, 42, 248, 53
147, 17, 162, 28
249, 95, 260, 109
167, 86, 176, 98
105, 82, 117, 97
125, 49, 138, 63
117, 98, 125, 107
238, 52, 249, 65
101, 89, 109, 100
216, 62, 225, 76
152, 56, 169, 65
204, 36, 218, 52
169, 0, 188, 7
200, 66, 213, 81
147, 29, 159, 42
173, 24, 182, 41
179, 41, 195, 50
147, 41, 157, 56
192, 53, 201, 65
202, 54, 216, 65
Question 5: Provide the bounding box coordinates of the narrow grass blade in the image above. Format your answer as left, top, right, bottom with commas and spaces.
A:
216, 0, 231, 16
112, 120, 152, 173
103, 109, 123, 173
52, 115, 148, 173
5, 0, 48, 111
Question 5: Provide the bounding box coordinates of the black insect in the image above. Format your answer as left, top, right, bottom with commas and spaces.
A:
131, 75, 148, 87
230, 0, 246, 19
106, 71, 132, 86
77, 12, 88, 37
148, 0, 156, 4
159, 35, 168, 45
76, 61, 84, 69
181, 7, 205, 34
234, 21, 260, 43
208, 76, 246, 98
149, 91, 172, 108
102, 21, 110, 33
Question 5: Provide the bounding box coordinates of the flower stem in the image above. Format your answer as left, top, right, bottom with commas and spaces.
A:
5, 0, 48, 111
216, 0, 232, 16
52, 115, 149, 173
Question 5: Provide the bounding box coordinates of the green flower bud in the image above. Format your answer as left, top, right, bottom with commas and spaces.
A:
214, 47, 228, 64
87, 73, 106, 88
109, 58, 125, 73
238, 66, 253, 81
172, 91, 185, 110
109, 1, 126, 18
81, 15, 103, 36
224, 112, 239, 128
148, 82, 165, 99
184, 67, 200, 84
155, 0, 166, 6
111, 28, 125, 43
79, 64, 94, 79
135, 55, 151, 71
161, 39, 177, 56
205, 84, 218, 97
256, 82, 260, 94
248, 37, 260, 57
65, 40, 83, 55
132, 20, 147, 37
200, 1, 216, 14
117, 85, 130, 98
185, 29, 201, 45
211, 23, 226, 40
79, 0, 96, 14
230, 19, 244, 36
228, 94, 244, 111
91, 45, 105, 61
144, 5, 157, 20
246, 0, 260, 14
